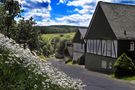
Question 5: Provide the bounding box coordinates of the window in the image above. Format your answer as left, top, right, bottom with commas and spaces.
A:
130, 42, 134, 51
108, 62, 113, 69
106, 40, 112, 57
87, 40, 91, 53
86, 39, 118, 58
101, 60, 107, 69
102, 40, 107, 56
81, 43, 83, 49
112, 40, 117, 58
97, 40, 102, 55
90, 40, 94, 53
93, 40, 97, 54
114, 40, 117, 58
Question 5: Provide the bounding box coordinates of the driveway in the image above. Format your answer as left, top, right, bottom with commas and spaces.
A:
49, 58, 135, 90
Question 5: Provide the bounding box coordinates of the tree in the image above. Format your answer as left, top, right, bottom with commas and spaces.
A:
17, 17, 41, 54
3, 0, 21, 37
0, 4, 5, 31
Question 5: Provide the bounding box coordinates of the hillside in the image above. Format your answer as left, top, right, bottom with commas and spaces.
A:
34, 25, 87, 34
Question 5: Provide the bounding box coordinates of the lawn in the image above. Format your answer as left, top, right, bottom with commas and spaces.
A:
41, 33, 75, 42
121, 76, 135, 81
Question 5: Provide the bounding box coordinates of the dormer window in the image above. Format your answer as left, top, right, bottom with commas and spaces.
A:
130, 42, 134, 51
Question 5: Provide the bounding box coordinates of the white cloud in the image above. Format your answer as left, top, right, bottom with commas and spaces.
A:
20, 0, 51, 23
20, 0, 134, 26
15, 0, 23, 4
59, 0, 66, 3
35, 13, 92, 26
75, 5, 95, 14
67, 0, 112, 6
67, 0, 113, 14
29, 0, 51, 3
56, 14, 92, 26
23, 8, 51, 20
36, 0, 112, 26
58, 0, 113, 26
57, 0, 67, 5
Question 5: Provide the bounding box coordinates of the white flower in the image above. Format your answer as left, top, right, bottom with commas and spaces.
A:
0, 33, 85, 90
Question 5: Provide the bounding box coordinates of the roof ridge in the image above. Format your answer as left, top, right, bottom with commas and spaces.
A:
99, 1, 135, 7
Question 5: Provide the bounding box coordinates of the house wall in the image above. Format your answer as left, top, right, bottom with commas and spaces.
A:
118, 40, 135, 56
73, 52, 84, 61
73, 43, 85, 61
73, 43, 85, 52
85, 53, 116, 73
85, 39, 118, 73
85, 40, 135, 73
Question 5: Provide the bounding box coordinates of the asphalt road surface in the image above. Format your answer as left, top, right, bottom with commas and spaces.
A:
49, 58, 135, 90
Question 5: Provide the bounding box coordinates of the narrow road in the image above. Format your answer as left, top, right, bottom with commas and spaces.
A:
49, 58, 135, 90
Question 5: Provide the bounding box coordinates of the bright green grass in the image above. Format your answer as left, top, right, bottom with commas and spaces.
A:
41, 33, 75, 42
111, 74, 135, 81
121, 76, 135, 81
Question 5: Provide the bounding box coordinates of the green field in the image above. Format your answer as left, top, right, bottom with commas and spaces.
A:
41, 33, 75, 42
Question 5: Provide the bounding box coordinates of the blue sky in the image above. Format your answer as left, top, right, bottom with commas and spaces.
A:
18, 0, 135, 26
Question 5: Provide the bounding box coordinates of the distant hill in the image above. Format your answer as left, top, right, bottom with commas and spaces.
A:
34, 25, 87, 34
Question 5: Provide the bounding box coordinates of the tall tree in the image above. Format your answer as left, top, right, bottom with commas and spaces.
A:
4, 0, 21, 37
17, 17, 41, 54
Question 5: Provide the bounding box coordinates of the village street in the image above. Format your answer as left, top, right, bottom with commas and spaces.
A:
49, 58, 135, 90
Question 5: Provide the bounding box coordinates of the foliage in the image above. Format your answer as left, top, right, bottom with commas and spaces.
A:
16, 17, 41, 53
113, 53, 135, 78
65, 59, 73, 64
0, 48, 73, 90
56, 39, 67, 58
34, 25, 82, 34
41, 33, 75, 57
1, 0, 21, 37
42, 42, 53, 57
120, 76, 135, 81
0, 4, 5, 30
0, 0, 41, 54
0, 33, 85, 90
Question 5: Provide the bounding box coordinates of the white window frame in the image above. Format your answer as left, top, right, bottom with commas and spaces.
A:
130, 42, 134, 51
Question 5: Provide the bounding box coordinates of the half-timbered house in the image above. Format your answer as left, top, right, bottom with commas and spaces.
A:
73, 28, 87, 64
85, 1, 135, 73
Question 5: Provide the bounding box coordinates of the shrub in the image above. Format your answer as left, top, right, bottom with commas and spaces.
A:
0, 49, 64, 90
55, 40, 67, 58
77, 54, 85, 65
55, 52, 64, 59
65, 59, 72, 64
113, 53, 135, 78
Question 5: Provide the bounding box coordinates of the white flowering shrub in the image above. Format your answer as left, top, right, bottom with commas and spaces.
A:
0, 33, 85, 90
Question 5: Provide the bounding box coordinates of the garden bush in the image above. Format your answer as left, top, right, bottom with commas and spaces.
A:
77, 54, 85, 65
113, 53, 135, 78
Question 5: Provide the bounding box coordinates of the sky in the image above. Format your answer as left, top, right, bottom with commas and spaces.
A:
17, 0, 135, 27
